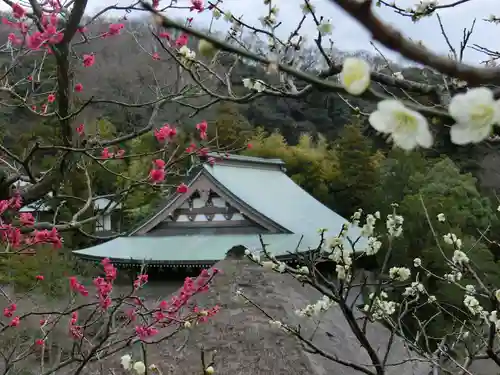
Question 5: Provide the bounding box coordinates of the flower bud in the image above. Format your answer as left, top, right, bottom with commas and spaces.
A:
261, 261, 274, 270
198, 39, 218, 59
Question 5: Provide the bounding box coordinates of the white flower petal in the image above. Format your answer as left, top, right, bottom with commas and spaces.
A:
448, 93, 470, 124
465, 87, 494, 104
416, 126, 433, 148
450, 123, 492, 144
370, 100, 432, 150
377, 99, 407, 113
368, 110, 392, 133
495, 100, 500, 123
392, 132, 418, 150
344, 77, 370, 96
133, 361, 146, 375
449, 87, 497, 127
340, 58, 371, 96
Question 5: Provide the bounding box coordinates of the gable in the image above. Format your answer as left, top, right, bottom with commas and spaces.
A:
131, 170, 287, 236
146, 190, 269, 236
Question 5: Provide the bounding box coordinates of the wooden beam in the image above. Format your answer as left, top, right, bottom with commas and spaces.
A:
174, 206, 239, 216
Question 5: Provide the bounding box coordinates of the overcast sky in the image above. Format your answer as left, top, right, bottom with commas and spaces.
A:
7, 0, 499, 66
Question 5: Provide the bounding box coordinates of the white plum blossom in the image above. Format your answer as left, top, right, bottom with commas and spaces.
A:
393, 71, 404, 80
369, 100, 433, 150
444, 271, 463, 282
274, 262, 286, 273
317, 19, 332, 35
361, 213, 377, 237
490, 311, 500, 332
339, 58, 371, 96
290, 35, 300, 47
241, 78, 265, 92
489, 311, 500, 331
121, 354, 133, 370
413, 258, 422, 267
328, 247, 353, 267
464, 295, 483, 316
205, 366, 215, 374
452, 250, 469, 265
212, 8, 221, 19
179, 45, 196, 60
327, 236, 343, 249
269, 319, 283, 329
242, 78, 253, 89
366, 213, 377, 226
443, 233, 462, 249
300, 1, 315, 14
415, 0, 438, 14
260, 13, 277, 27
133, 361, 146, 375
389, 267, 411, 282
465, 284, 476, 295
351, 208, 362, 225
336, 264, 348, 280
366, 236, 382, 256
428, 295, 436, 303
495, 289, 500, 302
386, 213, 404, 237
253, 80, 265, 92
437, 213, 446, 222
297, 266, 309, 275
296, 295, 335, 317
364, 291, 397, 320
488, 14, 500, 23
402, 281, 425, 297
443, 233, 455, 245
449, 87, 500, 145
261, 261, 274, 270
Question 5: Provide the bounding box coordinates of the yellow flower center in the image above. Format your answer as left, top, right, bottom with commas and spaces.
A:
344, 67, 364, 87
470, 104, 494, 127
394, 111, 418, 133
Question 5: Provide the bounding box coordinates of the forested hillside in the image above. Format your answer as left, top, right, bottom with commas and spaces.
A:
0, 14, 458, 145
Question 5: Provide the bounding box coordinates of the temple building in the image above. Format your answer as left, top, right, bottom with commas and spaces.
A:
73, 154, 361, 269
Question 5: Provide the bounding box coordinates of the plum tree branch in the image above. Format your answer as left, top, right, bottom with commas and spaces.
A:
141, 1, 449, 119
328, 0, 500, 86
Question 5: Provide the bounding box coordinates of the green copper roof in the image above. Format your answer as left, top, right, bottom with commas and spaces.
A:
203, 163, 361, 239
73, 233, 318, 263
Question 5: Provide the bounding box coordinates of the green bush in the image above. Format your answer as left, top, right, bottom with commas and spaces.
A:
0, 247, 98, 298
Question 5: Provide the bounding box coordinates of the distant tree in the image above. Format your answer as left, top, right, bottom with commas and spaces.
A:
0, 248, 95, 298
331, 123, 383, 217
209, 101, 254, 149
374, 157, 499, 346
244, 129, 339, 206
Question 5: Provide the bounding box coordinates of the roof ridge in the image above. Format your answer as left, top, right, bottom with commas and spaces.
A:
206, 152, 285, 167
